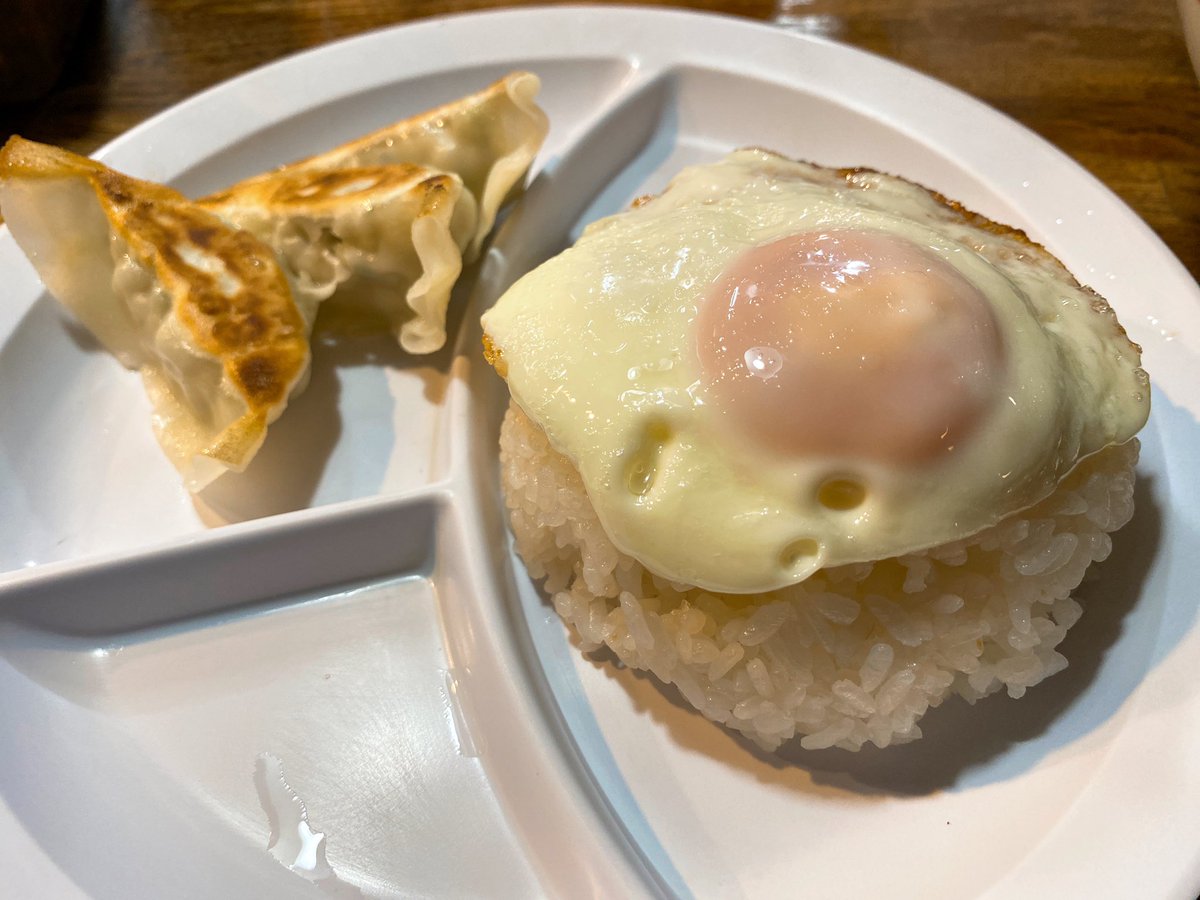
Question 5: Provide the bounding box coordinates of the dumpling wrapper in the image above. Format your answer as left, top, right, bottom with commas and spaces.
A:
0, 137, 313, 490
206, 71, 548, 260
0, 74, 547, 488
199, 72, 548, 352
201, 164, 477, 354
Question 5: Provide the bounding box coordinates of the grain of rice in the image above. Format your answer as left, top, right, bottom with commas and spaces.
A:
832, 679, 877, 716
739, 602, 793, 645
931, 543, 970, 566
708, 643, 745, 681
733, 696, 765, 720
719, 617, 749, 644
746, 658, 775, 697
794, 696, 832, 726
901, 556, 932, 593
859, 643, 895, 692
941, 641, 982, 673
811, 592, 861, 625
690, 635, 720, 665
1015, 532, 1079, 576
619, 592, 657, 648
801, 719, 856, 751
1052, 597, 1083, 630
1009, 602, 1033, 635
931, 595, 965, 619
754, 708, 792, 737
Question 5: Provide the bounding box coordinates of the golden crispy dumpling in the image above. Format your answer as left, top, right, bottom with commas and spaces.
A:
300, 70, 548, 259
208, 71, 547, 260
199, 71, 548, 354
0, 137, 313, 490
201, 163, 477, 354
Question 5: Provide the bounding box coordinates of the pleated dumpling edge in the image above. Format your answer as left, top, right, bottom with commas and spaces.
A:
0, 136, 315, 491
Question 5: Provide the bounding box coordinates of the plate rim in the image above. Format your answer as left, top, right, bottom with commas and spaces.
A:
1, 6, 1198, 898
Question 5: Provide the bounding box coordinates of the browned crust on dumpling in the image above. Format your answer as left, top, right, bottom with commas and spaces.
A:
0, 137, 190, 204
0, 135, 308, 462
417, 173, 458, 215
199, 163, 436, 211
196, 72, 538, 207
100, 175, 306, 416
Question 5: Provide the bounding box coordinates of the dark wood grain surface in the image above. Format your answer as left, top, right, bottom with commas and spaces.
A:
2, 0, 1198, 281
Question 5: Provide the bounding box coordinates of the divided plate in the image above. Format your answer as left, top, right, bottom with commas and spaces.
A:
2, 8, 1198, 898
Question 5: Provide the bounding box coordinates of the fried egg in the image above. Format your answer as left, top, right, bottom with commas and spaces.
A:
481, 150, 1149, 594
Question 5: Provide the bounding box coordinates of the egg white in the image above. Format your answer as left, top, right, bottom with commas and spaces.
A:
482, 150, 1149, 593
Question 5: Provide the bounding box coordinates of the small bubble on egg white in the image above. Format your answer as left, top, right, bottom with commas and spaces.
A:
744, 346, 783, 380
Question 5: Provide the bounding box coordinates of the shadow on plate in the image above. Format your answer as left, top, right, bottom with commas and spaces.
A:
194, 256, 483, 524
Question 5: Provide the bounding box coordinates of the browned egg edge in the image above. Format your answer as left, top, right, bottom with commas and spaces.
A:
801, 151, 1142, 360
637, 151, 1142, 364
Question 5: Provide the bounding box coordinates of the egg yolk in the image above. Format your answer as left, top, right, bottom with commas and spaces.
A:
696, 230, 1004, 466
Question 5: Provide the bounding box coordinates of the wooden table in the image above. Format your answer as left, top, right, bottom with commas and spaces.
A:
2, 0, 1198, 282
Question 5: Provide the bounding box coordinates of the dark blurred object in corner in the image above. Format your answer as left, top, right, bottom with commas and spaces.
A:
0, 0, 93, 104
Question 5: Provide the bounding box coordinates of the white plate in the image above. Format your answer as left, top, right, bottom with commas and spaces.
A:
2, 7, 1199, 898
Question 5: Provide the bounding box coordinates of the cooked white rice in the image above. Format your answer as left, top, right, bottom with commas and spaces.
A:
499, 402, 1139, 752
